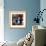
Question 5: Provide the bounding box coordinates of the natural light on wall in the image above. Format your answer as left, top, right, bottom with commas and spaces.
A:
0, 0, 4, 43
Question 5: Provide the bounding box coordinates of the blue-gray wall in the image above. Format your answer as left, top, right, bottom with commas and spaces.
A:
40, 0, 46, 27
4, 0, 40, 42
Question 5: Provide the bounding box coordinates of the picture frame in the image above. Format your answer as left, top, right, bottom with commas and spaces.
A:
9, 11, 26, 28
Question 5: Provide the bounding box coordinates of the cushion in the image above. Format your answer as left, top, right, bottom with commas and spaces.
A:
17, 37, 25, 46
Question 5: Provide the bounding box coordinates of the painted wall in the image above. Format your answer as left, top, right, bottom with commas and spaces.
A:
40, 0, 46, 27
4, 0, 40, 42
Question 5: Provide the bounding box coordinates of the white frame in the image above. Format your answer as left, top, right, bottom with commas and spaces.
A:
9, 11, 26, 28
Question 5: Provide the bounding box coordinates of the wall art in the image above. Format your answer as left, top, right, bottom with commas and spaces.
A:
9, 11, 26, 28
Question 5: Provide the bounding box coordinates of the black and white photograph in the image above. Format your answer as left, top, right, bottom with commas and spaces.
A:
9, 11, 26, 28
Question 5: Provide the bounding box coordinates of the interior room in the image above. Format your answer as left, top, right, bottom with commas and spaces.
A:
0, 0, 46, 46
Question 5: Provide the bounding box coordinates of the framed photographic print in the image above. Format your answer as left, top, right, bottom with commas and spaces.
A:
9, 11, 26, 28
